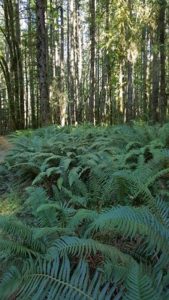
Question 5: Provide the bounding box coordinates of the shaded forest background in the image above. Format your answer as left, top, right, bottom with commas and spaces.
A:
0, 0, 168, 132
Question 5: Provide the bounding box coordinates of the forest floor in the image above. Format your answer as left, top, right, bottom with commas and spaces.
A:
0, 136, 19, 214
0, 125, 169, 299
0, 150, 8, 163
0, 136, 11, 162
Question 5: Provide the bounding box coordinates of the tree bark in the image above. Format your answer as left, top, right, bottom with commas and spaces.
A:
89, 0, 96, 124
159, 0, 167, 123
36, 0, 50, 126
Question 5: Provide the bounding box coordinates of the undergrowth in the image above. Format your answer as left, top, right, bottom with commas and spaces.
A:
0, 123, 169, 299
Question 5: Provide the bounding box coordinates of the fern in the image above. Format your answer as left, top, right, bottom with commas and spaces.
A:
48, 236, 132, 267
0, 266, 21, 300
85, 206, 169, 260
2, 256, 118, 300
2, 124, 169, 298
0, 216, 45, 258
123, 264, 160, 300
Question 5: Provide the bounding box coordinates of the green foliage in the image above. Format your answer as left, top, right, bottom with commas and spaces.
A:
0, 256, 119, 300
1, 124, 169, 299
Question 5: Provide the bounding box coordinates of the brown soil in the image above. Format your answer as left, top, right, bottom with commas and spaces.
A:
0, 137, 11, 162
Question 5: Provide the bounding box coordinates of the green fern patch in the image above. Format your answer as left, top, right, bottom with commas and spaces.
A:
0, 124, 169, 299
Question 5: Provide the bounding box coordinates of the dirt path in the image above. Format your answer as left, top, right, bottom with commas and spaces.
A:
0, 137, 11, 163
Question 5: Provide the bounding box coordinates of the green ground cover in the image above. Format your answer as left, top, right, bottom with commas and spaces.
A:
0, 124, 169, 299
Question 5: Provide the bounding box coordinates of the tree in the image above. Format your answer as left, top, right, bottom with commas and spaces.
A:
0, 0, 168, 129
0, 0, 24, 130
89, 0, 96, 124
159, 0, 167, 123
36, 0, 50, 126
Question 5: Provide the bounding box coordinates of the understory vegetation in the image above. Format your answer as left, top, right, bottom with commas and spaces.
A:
0, 123, 169, 299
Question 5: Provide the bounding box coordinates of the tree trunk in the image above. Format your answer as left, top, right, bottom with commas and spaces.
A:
159, 0, 167, 123
89, 0, 96, 124
36, 0, 50, 126
2, 0, 24, 129
126, 0, 134, 123
141, 26, 148, 120
28, 1, 37, 128
152, 48, 160, 123
67, 0, 75, 125
59, 2, 66, 126
126, 61, 133, 122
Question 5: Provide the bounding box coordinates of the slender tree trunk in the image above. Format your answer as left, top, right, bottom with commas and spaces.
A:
126, 61, 133, 122
2, 0, 24, 129
36, 0, 50, 126
67, 0, 75, 125
59, 2, 66, 126
159, 0, 167, 123
95, 25, 100, 125
89, 0, 96, 124
118, 63, 124, 122
141, 26, 148, 119
28, 1, 36, 128
24, 42, 29, 128
152, 47, 160, 123
0, 57, 16, 128
74, 0, 82, 123
15, 1, 25, 128
126, 0, 133, 123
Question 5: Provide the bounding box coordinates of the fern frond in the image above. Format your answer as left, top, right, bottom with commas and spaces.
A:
0, 239, 42, 257
0, 216, 33, 241
0, 216, 45, 256
17, 257, 116, 300
85, 206, 169, 259
68, 209, 98, 230
48, 236, 132, 266
0, 266, 21, 300
26, 187, 57, 226
123, 264, 160, 300
32, 226, 72, 240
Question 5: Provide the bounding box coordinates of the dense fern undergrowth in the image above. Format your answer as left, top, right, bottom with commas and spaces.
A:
0, 123, 169, 299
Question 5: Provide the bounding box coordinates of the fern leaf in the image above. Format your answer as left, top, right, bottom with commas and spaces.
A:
17, 257, 116, 300
123, 264, 160, 300
0, 266, 21, 300
85, 206, 169, 258
48, 236, 131, 266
